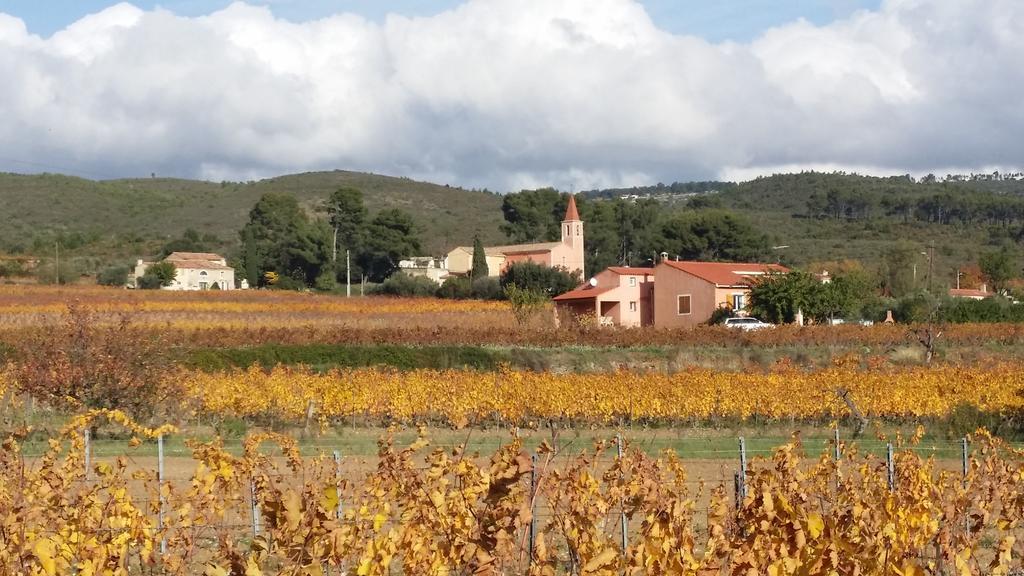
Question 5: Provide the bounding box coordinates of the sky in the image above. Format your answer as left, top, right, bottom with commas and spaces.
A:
0, 0, 1019, 191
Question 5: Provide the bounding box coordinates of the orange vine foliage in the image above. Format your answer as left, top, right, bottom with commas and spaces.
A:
5, 285, 1024, 350
180, 362, 1024, 426
2, 420, 1024, 574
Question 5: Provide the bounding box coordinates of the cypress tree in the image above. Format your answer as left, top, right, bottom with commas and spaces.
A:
471, 235, 489, 279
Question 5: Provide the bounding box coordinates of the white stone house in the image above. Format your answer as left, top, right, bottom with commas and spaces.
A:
133, 252, 237, 290
398, 257, 449, 284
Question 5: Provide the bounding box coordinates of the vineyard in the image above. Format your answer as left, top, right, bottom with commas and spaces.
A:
4, 286, 1024, 573
178, 362, 1024, 427
1, 410, 1024, 575
5, 285, 1024, 350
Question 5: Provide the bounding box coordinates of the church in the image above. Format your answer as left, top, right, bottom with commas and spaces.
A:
446, 195, 585, 280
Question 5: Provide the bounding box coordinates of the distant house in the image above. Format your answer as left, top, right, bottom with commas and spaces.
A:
398, 257, 449, 284
553, 267, 654, 327
134, 252, 237, 290
652, 260, 789, 329
948, 285, 990, 300
446, 195, 585, 280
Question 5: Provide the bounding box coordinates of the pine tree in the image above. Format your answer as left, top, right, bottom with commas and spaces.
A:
471, 235, 489, 279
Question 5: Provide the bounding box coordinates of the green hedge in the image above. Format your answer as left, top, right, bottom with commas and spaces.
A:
187, 344, 505, 372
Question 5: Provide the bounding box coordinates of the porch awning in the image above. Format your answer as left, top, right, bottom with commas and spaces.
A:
553, 285, 613, 301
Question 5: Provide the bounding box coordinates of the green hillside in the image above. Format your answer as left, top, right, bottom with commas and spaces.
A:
0, 171, 506, 275
580, 172, 1024, 289
4, 168, 1022, 289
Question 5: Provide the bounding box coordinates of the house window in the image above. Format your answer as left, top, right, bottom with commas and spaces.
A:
732, 294, 745, 310
677, 294, 691, 315
629, 301, 637, 312
629, 277, 636, 287
199, 282, 209, 290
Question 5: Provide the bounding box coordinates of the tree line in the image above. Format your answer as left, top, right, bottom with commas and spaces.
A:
238, 188, 421, 290
500, 188, 772, 275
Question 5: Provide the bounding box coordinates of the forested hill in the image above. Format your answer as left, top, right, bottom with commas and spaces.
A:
0, 170, 505, 264
581, 171, 1024, 285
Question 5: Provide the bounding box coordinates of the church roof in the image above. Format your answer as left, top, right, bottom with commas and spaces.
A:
452, 241, 562, 257
564, 195, 580, 221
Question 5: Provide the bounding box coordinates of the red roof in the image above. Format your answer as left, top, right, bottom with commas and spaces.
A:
166, 252, 225, 261
949, 288, 990, 299
607, 266, 654, 275
659, 260, 788, 286
552, 284, 613, 301
564, 195, 580, 221
169, 261, 233, 271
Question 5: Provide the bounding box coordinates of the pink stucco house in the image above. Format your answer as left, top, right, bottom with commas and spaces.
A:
553, 266, 655, 327
652, 260, 788, 329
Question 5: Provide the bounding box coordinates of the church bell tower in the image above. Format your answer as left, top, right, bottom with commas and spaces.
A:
560, 195, 585, 279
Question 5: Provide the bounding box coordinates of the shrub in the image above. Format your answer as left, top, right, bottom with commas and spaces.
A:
137, 261, 176, 290
471, 277, 504, 300
938, 296, 1024, 323
313, 271, 339, 292
375, 273, 438, 297
500, 262, 578, 296
33, 260, 83, 285
504, 283, 550, 326
707, 307, 734, 325
9, 304, 177, 422
436, 277, 472, 299
97, 265, 131, 287
894, 291, 940, 323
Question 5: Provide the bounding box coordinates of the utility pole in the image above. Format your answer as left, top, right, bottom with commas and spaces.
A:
346, 249, 351, 298
55, 241, 60, 285
927, 243, 935, 293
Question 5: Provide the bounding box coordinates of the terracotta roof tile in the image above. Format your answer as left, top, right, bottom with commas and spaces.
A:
166, 252, 225, 261
455, 242, 562, 256
552, 284, 614, 301
166, 260, 233, 271
564, 195, 580, 221
607, 266, 654, 275
658, 261, 788, 286
948, 288, 990, 298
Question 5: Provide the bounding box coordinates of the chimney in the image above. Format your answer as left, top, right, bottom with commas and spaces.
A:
981, 283, 988, 293
659, 251, 668, 263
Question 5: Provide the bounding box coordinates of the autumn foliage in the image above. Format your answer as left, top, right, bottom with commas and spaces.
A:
2, 413, 1024, 574
178, 362, 1024, 427
8, 304, 178, 421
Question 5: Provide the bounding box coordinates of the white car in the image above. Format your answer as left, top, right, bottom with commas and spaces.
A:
723, 317, 773, 331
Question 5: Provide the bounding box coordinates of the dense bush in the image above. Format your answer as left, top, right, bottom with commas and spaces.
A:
188, 344, 503, 371
937, 295, 1024, 323
470, 277, 503, 300
8, 305, 176, 421
97, 265, 131, 287
137, 261, 176, 290
706, 307, 734, 325
893, 291, 940, 323
374, 273, 438, 297
436, 277, 472, 299
499, 262, 578, 296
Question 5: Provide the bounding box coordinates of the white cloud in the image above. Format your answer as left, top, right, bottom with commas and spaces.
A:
0, 0, 1021, 190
